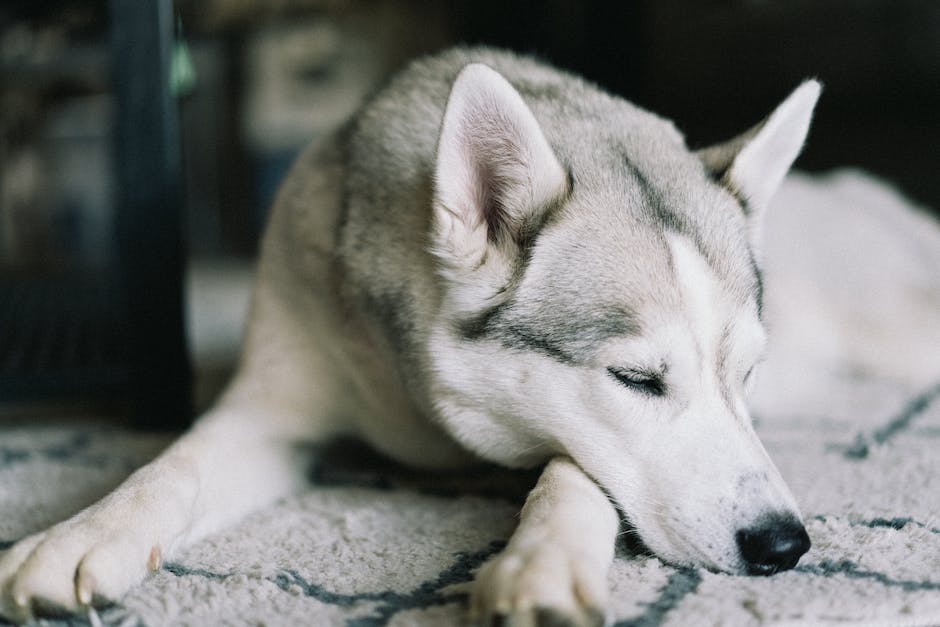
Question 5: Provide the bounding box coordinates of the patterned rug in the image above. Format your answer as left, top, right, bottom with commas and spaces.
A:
1, 171, 939, 627
1, 384, 939, 627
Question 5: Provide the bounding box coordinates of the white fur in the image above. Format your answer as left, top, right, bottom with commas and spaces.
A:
729, 81, 820, 213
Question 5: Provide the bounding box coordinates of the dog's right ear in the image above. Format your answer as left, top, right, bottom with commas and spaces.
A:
697, 80, 820, 255
431, 63, 568, 278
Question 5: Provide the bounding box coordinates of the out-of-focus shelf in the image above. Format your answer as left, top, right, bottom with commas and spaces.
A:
1, 44, 109, 91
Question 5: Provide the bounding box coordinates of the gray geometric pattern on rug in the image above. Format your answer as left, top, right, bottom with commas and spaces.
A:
1, 377, 939, 626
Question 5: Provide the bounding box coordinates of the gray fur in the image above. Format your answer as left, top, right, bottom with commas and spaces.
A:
472, 300, 642, 366
338, 47, 761, 375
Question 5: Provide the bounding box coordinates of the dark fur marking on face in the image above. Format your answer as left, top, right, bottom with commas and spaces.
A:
501, 304, 641, 364
701, 173, 764, 315
460, 300, 642, 366
715, 174, 754, 218
748, 250, 764, 317
624, 157, 729, 282
458, 300, 511, 340
459, 167, 574, 342
719, 183, 764, 317
661, 157, 767, 318
499, 323, 579, 364
703, 161, 730, 186
735, 188, 754, 217
716, 324, 735, 410
624, 158, 691, 237
700, 150, 755, 218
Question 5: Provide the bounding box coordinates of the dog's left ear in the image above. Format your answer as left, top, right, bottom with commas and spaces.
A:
698, 80, 821, 224
431, 63, 568, 278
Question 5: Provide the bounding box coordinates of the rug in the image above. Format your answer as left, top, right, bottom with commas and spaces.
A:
1, 170, 939, 626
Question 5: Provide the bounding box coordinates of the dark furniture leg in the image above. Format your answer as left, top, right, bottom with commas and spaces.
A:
110, 0, 192, 429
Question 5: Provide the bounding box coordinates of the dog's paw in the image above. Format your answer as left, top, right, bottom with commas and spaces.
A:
471, 543, 607, 627
0, 516, 163, 623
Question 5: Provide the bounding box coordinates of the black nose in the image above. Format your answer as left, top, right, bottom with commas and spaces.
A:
736, 513, 811, 575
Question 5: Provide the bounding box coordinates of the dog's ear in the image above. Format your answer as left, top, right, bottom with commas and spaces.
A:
698, 80, 821, 219
431, 63, 568, 274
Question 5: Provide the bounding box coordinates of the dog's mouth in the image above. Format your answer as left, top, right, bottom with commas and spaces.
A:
598, 483, 729, 571
580, 462, 809, 574
617, 522, 738, 574
614, 513, 656, 558
616, 508, 812, 576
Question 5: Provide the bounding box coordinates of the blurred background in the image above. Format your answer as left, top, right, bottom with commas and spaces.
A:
1, 0, 938, 428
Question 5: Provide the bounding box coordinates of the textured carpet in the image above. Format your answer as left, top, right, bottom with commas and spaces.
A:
1, 171, 939, 626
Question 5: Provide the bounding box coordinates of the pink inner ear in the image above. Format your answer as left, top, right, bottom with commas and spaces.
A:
434, 63, 567, 259
458, 109, 531, 242
472, 155, 525, 242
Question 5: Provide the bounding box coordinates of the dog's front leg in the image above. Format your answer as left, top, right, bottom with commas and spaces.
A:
0, 273, 342, 621
0, 397, 313, 622
472, 456, 619, 627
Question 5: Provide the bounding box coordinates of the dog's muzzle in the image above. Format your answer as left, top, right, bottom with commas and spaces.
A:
736, 512, 811, 575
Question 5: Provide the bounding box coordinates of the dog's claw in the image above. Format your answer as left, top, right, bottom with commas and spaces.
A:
9, 592, 31, 624
148, 545, 162, 572
76, 570, 95, 606
12, 591, 27, 610
0, 518, 163, 622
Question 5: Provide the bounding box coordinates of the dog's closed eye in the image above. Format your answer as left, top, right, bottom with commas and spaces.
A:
743, 365, 760, 393
607, 366, 666, 397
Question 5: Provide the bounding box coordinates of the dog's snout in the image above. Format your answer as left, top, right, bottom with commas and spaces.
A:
736, 513, 811, 576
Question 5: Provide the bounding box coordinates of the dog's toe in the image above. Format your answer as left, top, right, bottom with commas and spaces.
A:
472, 544, 608, 627
2, 530, 88, 621
535, 607, 604, 627
0, 521, 154, 622
487, 606, 604, 627
77, 536, 153, 603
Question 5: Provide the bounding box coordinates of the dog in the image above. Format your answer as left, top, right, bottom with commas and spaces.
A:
0, 47, 819, 625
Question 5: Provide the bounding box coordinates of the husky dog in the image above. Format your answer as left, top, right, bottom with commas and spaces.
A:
0, 48, 820, 625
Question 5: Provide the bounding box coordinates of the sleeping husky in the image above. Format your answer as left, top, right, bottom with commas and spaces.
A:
0, 48, 819, 625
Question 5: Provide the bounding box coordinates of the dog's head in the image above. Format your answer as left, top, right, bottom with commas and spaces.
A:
428, 63, 819, 575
